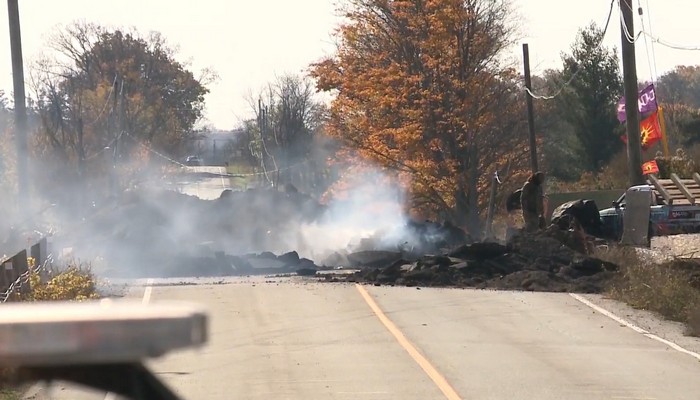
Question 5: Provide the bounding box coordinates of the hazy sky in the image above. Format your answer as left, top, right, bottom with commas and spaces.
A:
0, 0, 697, 129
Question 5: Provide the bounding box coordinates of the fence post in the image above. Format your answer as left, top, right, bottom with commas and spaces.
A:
485, 171, 501, 239
13, 249, 30, 296
1, 257, 11, 295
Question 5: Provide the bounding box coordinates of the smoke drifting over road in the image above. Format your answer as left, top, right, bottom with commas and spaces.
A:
293, 171, 409, 260
1, 122, 468, 280
27, 160, 422, 278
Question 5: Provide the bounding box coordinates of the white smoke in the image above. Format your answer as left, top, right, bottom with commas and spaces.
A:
290, 168, 412, 261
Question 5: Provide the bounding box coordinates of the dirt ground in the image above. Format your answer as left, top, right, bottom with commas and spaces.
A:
650, 234, 700, 260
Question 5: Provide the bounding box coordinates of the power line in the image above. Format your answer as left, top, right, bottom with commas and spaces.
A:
84, 129, 126, 161
643, 32, 700, 51
637, 1, 656, 84
618, 0, 643, 44
619, 0, 700, 52
87, 75, 118, 127
525, 0, 615, 100
641, 0, 659, 81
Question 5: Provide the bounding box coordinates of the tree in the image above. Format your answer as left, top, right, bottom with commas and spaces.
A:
533, 70, 582, 181
242, 74, 329, 194
311, 0, 527, 233
30, 22, 211, 184
0, 90, 16, 198
657, 65, 700, 108
556, 23, 623, 172
655, 66, 700, 147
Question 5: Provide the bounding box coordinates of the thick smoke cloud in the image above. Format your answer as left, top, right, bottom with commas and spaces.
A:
290, 170, 410, 260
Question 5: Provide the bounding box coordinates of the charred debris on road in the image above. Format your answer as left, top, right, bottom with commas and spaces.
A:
38, 186, 648, 294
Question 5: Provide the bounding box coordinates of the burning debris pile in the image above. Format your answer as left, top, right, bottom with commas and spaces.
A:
52, 186, 470, 278
53, 187, 327, 277
331, 227, 619, 293
50, 185, 621, 293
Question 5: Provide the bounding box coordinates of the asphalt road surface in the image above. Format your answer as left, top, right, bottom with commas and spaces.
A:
26, 277, 700, 400
176, 166, 231, 200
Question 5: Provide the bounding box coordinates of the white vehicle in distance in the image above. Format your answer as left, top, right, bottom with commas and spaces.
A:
185, 155, 203, 166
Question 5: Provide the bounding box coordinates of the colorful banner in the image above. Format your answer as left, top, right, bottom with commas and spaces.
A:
621, 111, 662, 151
642, 159, 659, 175
617, 84, 658, 123
640, 111, 662, 150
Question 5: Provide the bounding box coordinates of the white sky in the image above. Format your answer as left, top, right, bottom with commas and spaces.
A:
0, 0, 697, 129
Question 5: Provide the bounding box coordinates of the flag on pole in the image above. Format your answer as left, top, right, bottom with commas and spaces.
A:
640, 111, 662, 150
617, 84, 658, 123
642, 159, 659, 175
620, 111, 662, 150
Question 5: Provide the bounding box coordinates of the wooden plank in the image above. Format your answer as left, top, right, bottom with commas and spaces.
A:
654, 176, 700, 205
666, 190, 693, 198
648, 174, 674, 205
670, 173, 695, 205
694, 173, 700, 189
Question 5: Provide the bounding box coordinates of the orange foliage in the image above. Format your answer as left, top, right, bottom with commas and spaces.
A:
311, 0, 529, 229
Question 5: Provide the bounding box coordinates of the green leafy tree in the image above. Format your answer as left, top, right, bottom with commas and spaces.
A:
557, 23, 623, 172
533, 70, 582, 181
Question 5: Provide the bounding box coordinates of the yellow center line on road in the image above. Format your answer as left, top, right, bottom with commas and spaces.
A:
355, 284, 462, 400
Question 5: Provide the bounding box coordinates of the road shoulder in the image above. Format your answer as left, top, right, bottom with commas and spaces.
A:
577, 293, 700, 356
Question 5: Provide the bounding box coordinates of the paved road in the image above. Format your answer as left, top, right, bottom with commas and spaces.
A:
27, 278, 700, 399
177, 166, 231, 200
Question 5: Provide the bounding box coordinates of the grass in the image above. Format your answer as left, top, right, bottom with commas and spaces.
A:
596, 246, 700, 336
0, 389, 20, 400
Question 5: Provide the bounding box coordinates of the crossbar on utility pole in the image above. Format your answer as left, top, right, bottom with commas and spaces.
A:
620, 0, 644, 186
522, 43, 538, 173
7, 0, 28, 204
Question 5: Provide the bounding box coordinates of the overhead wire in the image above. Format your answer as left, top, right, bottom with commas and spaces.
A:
642, 0, 660, 82
619, 0, 643, 44
644, 33, 700, 52
87, 75, 118, 127
123, 131, 308, 177
619, 0, 700, 52
637, 1, 656, 84
525, 0, 616, 100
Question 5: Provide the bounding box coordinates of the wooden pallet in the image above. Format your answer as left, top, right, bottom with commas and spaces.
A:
647, 173, 700, 206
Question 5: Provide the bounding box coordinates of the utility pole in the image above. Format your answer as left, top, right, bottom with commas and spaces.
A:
522, 43, 538, 173
620, 0, 644, 186
108, 77, 119, 196
111, 79, 125, 197
484, 171, 501, 239
116, 80, 125, 165
7, 0, 28, 204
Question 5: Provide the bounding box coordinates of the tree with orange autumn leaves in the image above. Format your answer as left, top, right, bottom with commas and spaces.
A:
311, 0, 531, 233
